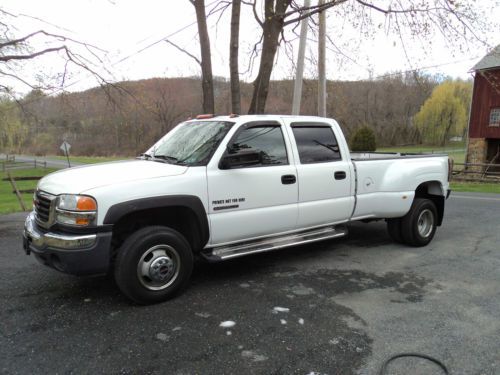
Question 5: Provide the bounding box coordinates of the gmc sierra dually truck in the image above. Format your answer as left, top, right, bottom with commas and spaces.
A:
23, 115, 452, 304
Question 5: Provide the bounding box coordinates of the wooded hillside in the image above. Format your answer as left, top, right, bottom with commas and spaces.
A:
1, 73, 469, 156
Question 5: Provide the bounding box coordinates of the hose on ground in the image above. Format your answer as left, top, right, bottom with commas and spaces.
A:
379, 352, 449, 375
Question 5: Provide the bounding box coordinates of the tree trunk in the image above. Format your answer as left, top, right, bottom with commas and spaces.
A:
192, 0, 215, 114
248, 0, 290, 114
229, 0, 241, 114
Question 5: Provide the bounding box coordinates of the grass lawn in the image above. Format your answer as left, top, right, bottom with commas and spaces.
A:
1, 151, 498, 215
47, 155, 125, 164
450, 182, 500, 194
0, 167, 58, 214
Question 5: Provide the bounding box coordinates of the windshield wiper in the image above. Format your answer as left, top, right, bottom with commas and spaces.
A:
153, 154, 177, 162
152, 154, 188, 165
139, 153, 153, 160
138, 153, 179, 163
138, 153, 171, 164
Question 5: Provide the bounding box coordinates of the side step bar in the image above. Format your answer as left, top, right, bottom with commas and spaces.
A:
202, 225, 348, 262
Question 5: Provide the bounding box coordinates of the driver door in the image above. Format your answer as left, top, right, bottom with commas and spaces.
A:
206, 121, 298, 246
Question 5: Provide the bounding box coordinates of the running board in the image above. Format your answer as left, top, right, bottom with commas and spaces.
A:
202, 225, 348, 262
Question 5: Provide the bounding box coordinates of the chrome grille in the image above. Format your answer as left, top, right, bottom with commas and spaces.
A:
34, 190, 55, 228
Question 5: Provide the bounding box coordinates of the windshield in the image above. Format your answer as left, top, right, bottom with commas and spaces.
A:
145, 121, 234, 166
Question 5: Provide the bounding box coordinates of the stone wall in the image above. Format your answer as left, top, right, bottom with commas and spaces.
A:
466, 138, 487, 172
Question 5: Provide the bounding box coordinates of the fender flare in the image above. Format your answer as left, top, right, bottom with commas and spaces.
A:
414, 181, 446, 226
103, 195, 209, 248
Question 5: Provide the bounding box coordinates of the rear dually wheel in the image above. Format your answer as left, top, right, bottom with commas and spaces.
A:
400, 198, 438, 247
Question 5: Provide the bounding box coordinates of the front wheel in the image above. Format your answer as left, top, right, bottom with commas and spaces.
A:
114, 226, 193, 304
400, 198, 438, 247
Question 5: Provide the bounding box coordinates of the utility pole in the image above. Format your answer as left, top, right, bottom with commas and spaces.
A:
292, 0, 311, 115
318, 0, 326, 117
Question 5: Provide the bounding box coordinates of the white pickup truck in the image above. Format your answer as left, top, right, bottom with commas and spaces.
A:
23, 115, 452, 304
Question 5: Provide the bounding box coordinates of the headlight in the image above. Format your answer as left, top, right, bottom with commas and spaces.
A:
56, 194, 97, 226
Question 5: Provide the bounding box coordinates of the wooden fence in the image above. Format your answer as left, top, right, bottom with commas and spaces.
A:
1, 155, 47, 172
2, 172, 43, 211
452, 162, 500, 183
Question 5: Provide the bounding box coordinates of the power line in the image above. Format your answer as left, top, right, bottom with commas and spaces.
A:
3, 9, 204, 105
111, 20, 198, 66
371, 56, 481, 80
107, 0, 221, 67
36, 0, 223, 97
79, 0, 221, 69
47, 20, 200, 93
5, 2, 484, 103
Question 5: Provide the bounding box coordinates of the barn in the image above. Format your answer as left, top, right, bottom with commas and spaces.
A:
466, 45, 500, 172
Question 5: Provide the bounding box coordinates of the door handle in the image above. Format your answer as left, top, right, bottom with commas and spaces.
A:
334, 171, 346, 180
281, 174, 296, 184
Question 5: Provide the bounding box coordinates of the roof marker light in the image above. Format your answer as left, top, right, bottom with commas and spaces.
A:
196, 114, 215, 119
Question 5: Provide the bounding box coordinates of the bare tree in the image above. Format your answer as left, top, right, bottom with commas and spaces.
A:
0, 9, 109, 96
247, 0, 290, 114
230, 0, 242, 114
246, 0, 488, 114
189, 0, 215, 114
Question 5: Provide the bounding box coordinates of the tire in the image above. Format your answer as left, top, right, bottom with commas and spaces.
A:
400, 198, 438, 247
387, 218, 404, 243
114, 226, 193, 304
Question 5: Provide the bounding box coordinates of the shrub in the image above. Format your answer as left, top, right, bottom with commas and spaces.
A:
350, 126, 376, 151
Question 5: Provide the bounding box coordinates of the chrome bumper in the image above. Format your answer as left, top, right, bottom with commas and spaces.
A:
23, 212, 97, 250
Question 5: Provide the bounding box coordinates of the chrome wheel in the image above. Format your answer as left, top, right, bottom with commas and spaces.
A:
137, 244, 180, 291
417, 209, 434, 238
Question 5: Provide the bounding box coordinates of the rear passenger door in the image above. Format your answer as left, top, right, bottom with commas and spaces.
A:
288, 122, 354, 228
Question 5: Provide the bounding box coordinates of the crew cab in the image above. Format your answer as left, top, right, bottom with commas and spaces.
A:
23, 115, 452, 304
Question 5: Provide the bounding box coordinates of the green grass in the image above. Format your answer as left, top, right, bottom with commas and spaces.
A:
450, 182, 500, 194
0, 167, 58, 214
377, 142, 466, 164
1, 153, 498, 215
47, 155, 125, 164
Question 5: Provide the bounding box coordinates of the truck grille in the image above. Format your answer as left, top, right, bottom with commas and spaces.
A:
34, 190, 55, 227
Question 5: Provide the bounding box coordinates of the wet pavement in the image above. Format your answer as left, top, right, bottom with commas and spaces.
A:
0, 192, 499, 374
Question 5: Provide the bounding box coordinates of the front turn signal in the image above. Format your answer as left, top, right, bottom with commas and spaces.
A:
76, 196, 97, 211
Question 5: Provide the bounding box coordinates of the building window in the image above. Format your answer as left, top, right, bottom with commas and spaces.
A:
490, 108, 500, 127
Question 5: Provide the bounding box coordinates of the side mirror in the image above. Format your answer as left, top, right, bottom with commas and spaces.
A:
219, 149, 262, 169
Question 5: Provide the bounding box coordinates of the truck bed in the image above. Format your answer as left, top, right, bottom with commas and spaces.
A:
350, 152, 448, 161
349, 152, 449, 221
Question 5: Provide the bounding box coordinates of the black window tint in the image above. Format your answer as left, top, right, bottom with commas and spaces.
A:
292, 126, 341, 163
230, 126, 288, 166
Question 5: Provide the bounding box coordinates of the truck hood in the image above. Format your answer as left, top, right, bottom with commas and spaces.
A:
38, 160, 188, 194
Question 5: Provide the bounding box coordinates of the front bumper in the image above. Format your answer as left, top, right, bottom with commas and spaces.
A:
23, 212, 112, 276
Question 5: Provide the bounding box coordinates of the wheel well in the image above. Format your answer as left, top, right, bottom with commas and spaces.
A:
415, 181, 445, 226
111, 206, 204, 257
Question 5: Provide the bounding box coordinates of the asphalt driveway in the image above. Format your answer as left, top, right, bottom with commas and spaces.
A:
0, 192, 499, 374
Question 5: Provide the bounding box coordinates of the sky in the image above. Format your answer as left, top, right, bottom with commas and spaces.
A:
2, 0, 500, 96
